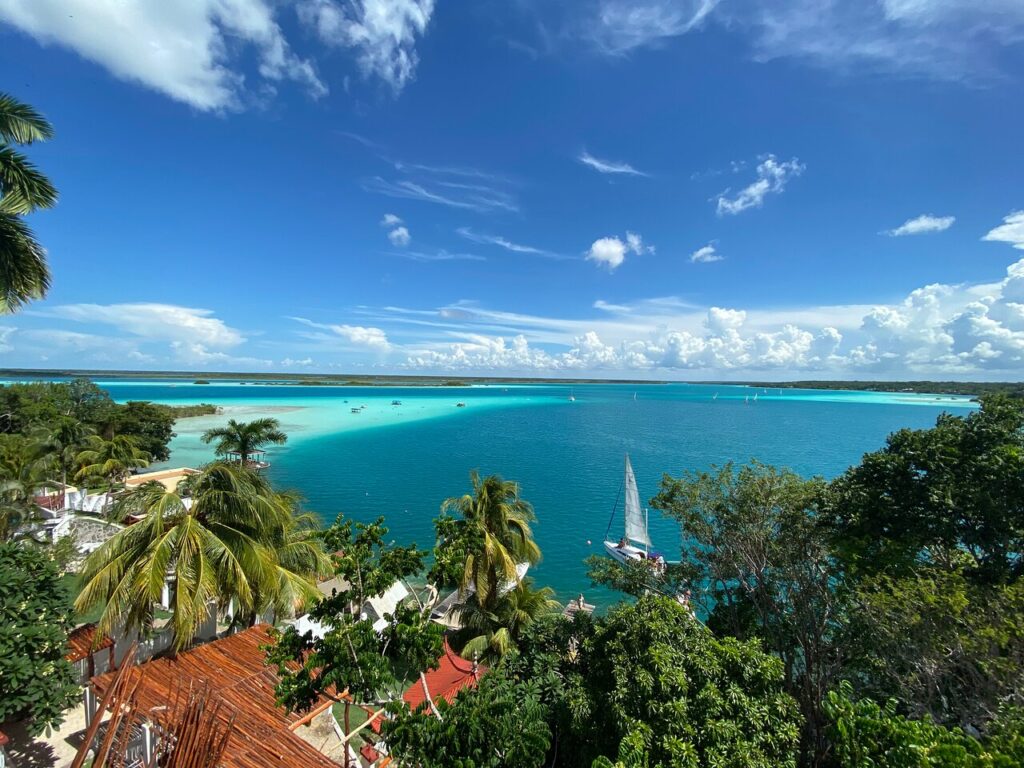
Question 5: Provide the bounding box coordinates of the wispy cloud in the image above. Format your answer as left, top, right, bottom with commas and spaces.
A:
690, 243, 723, 263
297, 0, 435, 93
394, 249, 485, 262
578, 150, 648, 176
715, 155, 804, 216
456, 227, 563, 258
584, 0, 720, 55
593, 300, 631, 313
364, 177, 518, 213
983, 211, 1024, 250
884, 214, 956, 237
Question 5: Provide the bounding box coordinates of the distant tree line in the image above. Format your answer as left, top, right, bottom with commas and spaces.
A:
741, 380, 1024, 398
0, 377, 212, 462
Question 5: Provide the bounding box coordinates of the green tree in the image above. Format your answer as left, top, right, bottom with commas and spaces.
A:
76, 462, 329, 650
456, 577, 559, 665
646, 461, 844, 762
822, 680, 1021, 768
845, 568, 1024, 730
382, 670, 552, 768
439, 472, 541, 610
0, 432, 53, 540
829, 395, 1024, 584
38, 415, 94, 488
525, 594, 801, 768
201, 417, 287, 465
0, 542, 79, 734
109, 401, 177, 462
269, 517, 444, 746
74, 433, 151, 488
0, 92, 56, 313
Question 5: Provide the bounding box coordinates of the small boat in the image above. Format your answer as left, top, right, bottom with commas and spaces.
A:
603, 454, 664, 573
569, 389, 576, 402
753, 392, 758, 402
456, 402, 466, 408
633, 392, 637, 401
391, 400, 402, 406
712, 392, 718, 400
351, 407, 361, 414
745, 395, 749, 404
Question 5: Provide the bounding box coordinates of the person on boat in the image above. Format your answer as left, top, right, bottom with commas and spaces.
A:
618, 537, 627, 548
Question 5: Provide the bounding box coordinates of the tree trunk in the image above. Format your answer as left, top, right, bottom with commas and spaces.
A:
344, 701, 352, 768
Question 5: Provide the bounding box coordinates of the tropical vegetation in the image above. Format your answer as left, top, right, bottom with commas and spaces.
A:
201, 417, 287, 465
0, 542, 78, 735
0, 92, 55, 313
75, 461, 330, 650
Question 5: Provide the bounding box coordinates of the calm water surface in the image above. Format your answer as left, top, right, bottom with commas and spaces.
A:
60, 380, 978, 607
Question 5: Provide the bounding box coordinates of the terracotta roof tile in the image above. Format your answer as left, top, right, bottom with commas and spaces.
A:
402, 641, 485, 712
66, 623, 114, 662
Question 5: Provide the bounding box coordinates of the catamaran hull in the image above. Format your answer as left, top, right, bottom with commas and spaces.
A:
604, 540, 646, 564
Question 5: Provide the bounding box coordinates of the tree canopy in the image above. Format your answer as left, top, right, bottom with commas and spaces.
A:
0, 542, 79, 734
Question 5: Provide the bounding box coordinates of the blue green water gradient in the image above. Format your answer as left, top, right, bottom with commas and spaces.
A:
61, 380, 979, 607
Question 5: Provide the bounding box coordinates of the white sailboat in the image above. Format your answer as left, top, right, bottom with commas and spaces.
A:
604, 455, 664, 571
569, 389, 576, 402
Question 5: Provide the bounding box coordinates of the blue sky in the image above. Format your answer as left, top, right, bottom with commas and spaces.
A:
1, 0, 1024, 379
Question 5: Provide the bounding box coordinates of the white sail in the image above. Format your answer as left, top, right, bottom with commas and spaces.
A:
623, 455, 650, 548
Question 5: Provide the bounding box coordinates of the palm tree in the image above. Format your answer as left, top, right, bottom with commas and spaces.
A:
0, 433, 54, 540
201, 418, 287, 466
74, 434, 150, 488
456, 577, 558, 664
37, 416, 95, 488
0, 92, 57, 313
441, 471, 542, 610
75, 462, 330, 650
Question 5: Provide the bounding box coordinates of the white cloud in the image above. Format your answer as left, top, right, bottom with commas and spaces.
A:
333, 324, 391, 350
735, 0, 1024, 83
585, 0, 720, 55
0, 0, 326, 111
298, 0, 435, 92
885, 214, 956, 236
365, 177, 517, 213
387, 225, 411, 246
292, 317, 391, 350
586, 231, 653, 271
983, 211, 1024, 250
456, 227, 550, 255
398, 249, 485, 262
594, 300, 631, 313
48, 303, 244, 347
716, 155, 804, 216
578, 151, 648, 176
381, 213, 404, 227
0, 326, 13, 353
690, 243, 723, 263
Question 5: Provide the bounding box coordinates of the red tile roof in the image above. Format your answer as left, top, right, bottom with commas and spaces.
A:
66, 623, 114, 662
402, 641, 486, 712
91, 625, 339, 768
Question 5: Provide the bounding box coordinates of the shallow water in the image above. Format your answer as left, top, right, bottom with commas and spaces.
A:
21, 379, 977, 607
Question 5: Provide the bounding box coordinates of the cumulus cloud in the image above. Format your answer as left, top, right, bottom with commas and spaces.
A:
0, 0, 326, 111
381, 213, 403, 227
48, 303, 245, 347
586, 231, 653, 270
983, 211, 1024, 250
690, 243, 723, 263
578, 150, 648, 176
885, 214, 956, 236
292, 317, 391, 350
716, 155, 804, 216
298, 0, 435, 92
387, 225, 411, 246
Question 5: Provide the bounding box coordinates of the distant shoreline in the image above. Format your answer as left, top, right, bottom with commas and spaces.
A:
0, 369, 1018, 398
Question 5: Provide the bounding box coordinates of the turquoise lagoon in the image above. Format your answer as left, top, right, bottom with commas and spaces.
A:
87, 380, 974, 607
